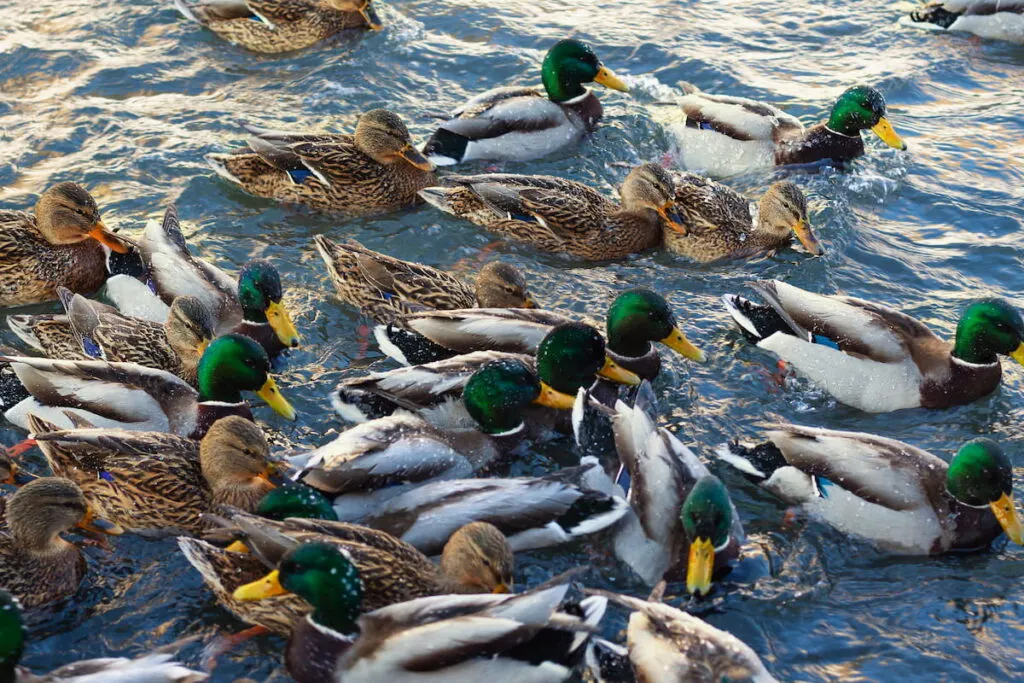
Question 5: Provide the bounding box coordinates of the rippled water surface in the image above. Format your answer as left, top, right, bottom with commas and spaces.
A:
2, 0, 1024, 680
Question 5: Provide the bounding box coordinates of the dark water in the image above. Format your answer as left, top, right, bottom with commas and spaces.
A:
1, 0, 1023, 680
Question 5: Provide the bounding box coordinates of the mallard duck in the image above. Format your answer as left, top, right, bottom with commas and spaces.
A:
0, 589, 206, 682
178, 512, 513, 636
0, 477, 122, 609
1, 333, 296, 438
106, 206, 300, 357
419, 163, 685, 261
380, 288, 704, 380
665, 175, 823, 261
715, 425, 1024, 554
8, 290, 215, 386
0, 183, 131, 307
29, 414, 275, 535
722, 280, 1024, 412
175, 0, 382, 53
604, 383, 743, 594
422, 39, 628, 165
240, 542, 603, 683
586, 586, 779, 683
206, 109, 436, 215
314, 235, 536, 324
669, 84, 907, 176
333, 322, 640, 426
908, 2, 1024, 43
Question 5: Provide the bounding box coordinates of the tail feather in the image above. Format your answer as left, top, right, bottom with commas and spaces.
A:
422, 129, 467, 166
6, 316, 43, 352
418, 187, 458, 212
173, 0, 201, 23
910, 5, 960, 29
713, 441, 786, 482
721, 293, 797, 342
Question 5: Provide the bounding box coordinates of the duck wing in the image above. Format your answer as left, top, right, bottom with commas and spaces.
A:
680, 91, 804, 143
399, 308, 573, 355
242, 125, 362, 186
673, 173, 752, 233
439, 87, 567, 141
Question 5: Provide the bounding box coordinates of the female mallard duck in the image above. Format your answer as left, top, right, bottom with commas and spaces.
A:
333, 322, 639, 425
666, 175, 823, 261
722, 280, 1024, 411
206, 109, 435, 215
670, 84, 906, 176
422, 39, 628, 165
0, 477, 122, 609
232, 542, 601, 683
177, 512, 513, 636
0, 589, 206, 682
908, 2, 1024, 43
380, 288, 704, 380
715, 425, 1024, 554
29, 414, 275, 535
1, 333, 296, 438
107, 206, 300, 357
586, 586, 779, 683
604, 382, 743, 594
314, 235, 536, 323
418, 163, 685, 260
8, 290, 215, 386
0, 183, 131, 307
175, 0, 382, 52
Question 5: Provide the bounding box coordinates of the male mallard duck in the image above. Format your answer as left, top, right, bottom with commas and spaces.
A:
206, 109, 435, 215
606, 383, 743, 594
666, 175, 823, 261
2, 333, 296, 437
0, 183, 131, 307
715, 425, 1024, 554
175, 0, 382, 53
380, 288, 704, 380
29, 414, 275, 535
422, 38, 628, 165
908, 2, 1024, 43
670, 84, 907, 176
586, 586, 779, 683
0, 590, 206, 682
107, 206, 300, 357
178, 513, 513, 636
333, 322, 640, 426
0, 477, 122, 609
722, 280, 1024, 412
419, 163, 685, 260
314, 235, 536, 323
8, 290, 215, 386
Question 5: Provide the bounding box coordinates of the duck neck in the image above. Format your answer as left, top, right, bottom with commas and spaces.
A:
309, 600, 360, 638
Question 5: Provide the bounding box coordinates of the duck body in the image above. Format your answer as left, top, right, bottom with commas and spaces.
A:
175, 0, 382, 53
723, 280, 1024, 412
714, 425, 1013, 554
909, 1, 1024, 43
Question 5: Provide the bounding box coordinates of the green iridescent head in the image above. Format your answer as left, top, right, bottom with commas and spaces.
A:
826, 86, 906, 149
540, 39, 629, 103
535, 322, 639, 394
952, 298, 1024, 365
257, 486, 338, 521
0, 591, 25, 681
238, 260, 300, 348
604, 289, 704, 362
681, 476, 733, 596
197, 334, 296, 420
463, 358, 543, 435
947, 439, 1022, 545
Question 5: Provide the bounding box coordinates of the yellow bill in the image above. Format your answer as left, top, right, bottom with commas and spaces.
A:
792, 219, 824, 256
257, 377, 297, 421
88, 220, 131, 254
266, 300, 300, 348
599, 357, 641, 386
686, 537, 715, 596
660, 326, 705, 363
492, 582, 512, 594
521, 296, 537, 309
871, 117, 906, 151
534, 382, 577, 410
1010, 342, 1024, 366
990, 492, 1023, 545
233, 569, 289, 601
594, 66, 629, 93
398, 144, 435, 172
225, 540, 250, 553
359, 1, 383, 30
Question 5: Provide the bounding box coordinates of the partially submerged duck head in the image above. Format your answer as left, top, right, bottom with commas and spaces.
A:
475, 262, 536, 309
438, 521, 514, 594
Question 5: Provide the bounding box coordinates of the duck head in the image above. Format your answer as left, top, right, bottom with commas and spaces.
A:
621, 163, 686, 234
757, 181, 822, 256
680, 476, 733, 596
827, 86, 906, 150
257, 485, 339, 521
953, 298, 1024, 366
439, 522, 515, 594
474, 262, 536, 309
326, 0, 382, 30
947, 439, 1023, 545
605, 289, 704, 362
354, 109, 434, 171
540, 38, 628, 103
34, 182, 130, 254
196, 333, 296, 420
238, 260, 301, 348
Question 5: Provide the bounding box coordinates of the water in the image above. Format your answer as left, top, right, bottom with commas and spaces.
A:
1, 0, 1023, 680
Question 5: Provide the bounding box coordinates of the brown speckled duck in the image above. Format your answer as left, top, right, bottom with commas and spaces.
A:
207, 109, 436, 215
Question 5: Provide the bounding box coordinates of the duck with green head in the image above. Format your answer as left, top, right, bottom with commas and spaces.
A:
1, 333, 295, 439
422, 38, 629, 165
671, 83, 906, 176
723, 280, 1024, 411
717, 426, 1024, 554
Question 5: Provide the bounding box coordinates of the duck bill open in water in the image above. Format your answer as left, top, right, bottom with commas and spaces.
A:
257, 377, 297, 420
265, 300, 300, 348
871, 117, 906, 150
990, 492, 1024, 545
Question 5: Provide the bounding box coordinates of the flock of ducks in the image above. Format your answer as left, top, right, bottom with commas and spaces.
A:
0, 0, 1022, 682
